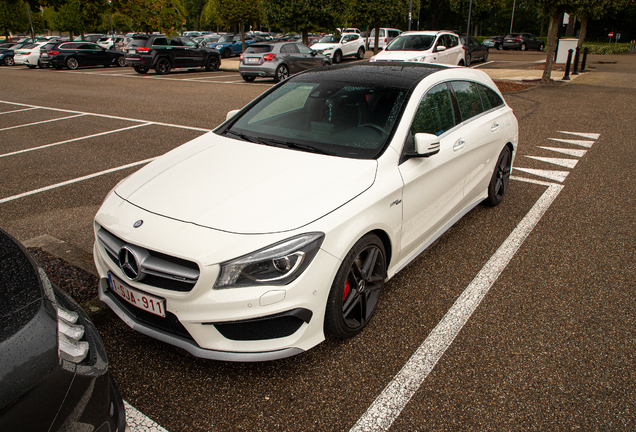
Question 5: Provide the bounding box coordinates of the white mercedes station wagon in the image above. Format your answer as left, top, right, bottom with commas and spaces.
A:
93, 63, 518, 361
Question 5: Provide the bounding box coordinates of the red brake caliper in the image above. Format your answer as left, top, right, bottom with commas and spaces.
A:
343, 279, 351, 302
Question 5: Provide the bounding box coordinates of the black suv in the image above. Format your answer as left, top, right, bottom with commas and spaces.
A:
125, 34, 221, 75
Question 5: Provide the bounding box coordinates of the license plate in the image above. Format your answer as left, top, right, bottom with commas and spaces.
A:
42, 53, 48, 57
128, 49, 136, 54
108, 273, 166, 318
247, 57, 259, 63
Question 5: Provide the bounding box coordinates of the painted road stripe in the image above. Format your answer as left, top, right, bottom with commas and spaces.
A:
0, 114, 85, 132
557, 131, 600, 140
525, 155, 578, 169
548, 138, 595, 148
538, 146, 587, 158
0, 123, 152, 159
0, 107, 38, 115
513, 167, 569, 183
0, 100, 212, 132
350, 179, 564, 432
125, 401, 169, 432
0, 158, 155, 205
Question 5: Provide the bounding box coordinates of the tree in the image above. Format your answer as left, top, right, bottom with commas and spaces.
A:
216, 0, 262, 50
200, 0, 218, 31
573, 0, 634, 47
184, 0, 206, 30
449, 0, 506, 36
263, 0, 345, 45
349, 0, 411, 54
109, 0, 187, 36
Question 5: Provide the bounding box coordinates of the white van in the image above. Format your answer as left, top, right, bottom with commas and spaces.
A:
367, 28, 402, 49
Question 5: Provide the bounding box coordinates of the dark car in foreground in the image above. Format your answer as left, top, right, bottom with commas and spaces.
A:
126, 34, 221, 74
483, 35, 504, 50
40, 41, 126, 69
0, 43, 28, 66
0, 228, 127, 431
239, 41, 331, 82
461, 36, 489, 66
503, 33, 544, 51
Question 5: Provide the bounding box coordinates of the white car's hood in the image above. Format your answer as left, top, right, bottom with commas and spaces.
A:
116, 133, 377, 234
373, 50, 425, 61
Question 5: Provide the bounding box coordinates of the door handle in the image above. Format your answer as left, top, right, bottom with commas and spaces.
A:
453, 139, 465, 151
491, 123, 500, 132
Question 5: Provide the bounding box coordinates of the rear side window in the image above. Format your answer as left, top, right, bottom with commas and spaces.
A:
451, 81, 484, 122
152, 37, 170, 46
478, 84, 504, 110
246, 45, 272, 54
280, 44, 299, 53
411, 83, 456, 136
388, 30, 401, 38
42, 43, 57, 51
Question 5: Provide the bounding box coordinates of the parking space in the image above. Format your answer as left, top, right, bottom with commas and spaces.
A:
1, 58, 635, 431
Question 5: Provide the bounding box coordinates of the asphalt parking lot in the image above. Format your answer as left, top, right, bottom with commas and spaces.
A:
1, 51, 635, 431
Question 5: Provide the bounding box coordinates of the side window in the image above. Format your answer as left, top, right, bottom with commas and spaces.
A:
411, 83, 456, 137
282, 43, 299, 53
447, 35, 459, 47
450, 81, 484, 122
297, 44, 312, 54
170, 38, 183, 46
388, 30, 400, 38
153, 37, 169, 46
478, 84, 504, 109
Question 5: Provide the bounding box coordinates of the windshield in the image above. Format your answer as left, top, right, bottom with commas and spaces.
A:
319, 35, 339, 44
218, 35, 234, 43
386, 35, 435, 51
218, 80, 406, 160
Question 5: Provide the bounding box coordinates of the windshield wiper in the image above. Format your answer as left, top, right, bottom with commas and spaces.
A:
258, 138, 336, 156
224, 129, 259, 143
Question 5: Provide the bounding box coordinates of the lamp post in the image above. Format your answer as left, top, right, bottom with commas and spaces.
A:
510, 0, 516, 34
466, 0, 473, 37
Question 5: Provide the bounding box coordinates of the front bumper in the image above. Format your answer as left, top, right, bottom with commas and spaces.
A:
93, 200, 340, 361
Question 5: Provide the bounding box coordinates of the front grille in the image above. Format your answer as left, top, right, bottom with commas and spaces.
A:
209, 308, 312, 341
97, 227, 199, 292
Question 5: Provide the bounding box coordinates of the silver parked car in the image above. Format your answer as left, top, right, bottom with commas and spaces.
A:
239, 41, 331, 83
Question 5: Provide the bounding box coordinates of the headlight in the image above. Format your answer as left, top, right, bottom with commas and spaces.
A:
215, 233, 324, 289
215, 44, 223, 49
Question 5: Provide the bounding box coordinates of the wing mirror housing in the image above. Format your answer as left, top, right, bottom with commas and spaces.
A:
435, 45, 447, 52
226, 109, 240, 121
413, 133, 440, 157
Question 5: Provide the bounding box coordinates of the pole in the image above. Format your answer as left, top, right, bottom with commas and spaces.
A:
24, 1, 35, 42
408, 0, 413, 31
562, 49, 573, 81
466, 0, 473, 38
510, 0, 516, 34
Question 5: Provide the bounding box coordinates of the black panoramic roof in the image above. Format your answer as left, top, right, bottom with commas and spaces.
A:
293, 62, 449, 90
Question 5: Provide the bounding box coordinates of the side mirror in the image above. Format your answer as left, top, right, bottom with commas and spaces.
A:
413, 133, 440, 157
226, 109, 240, 121
435, 45, 447, 52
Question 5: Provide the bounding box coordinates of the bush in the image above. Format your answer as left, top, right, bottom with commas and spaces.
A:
584, 44, 630, 54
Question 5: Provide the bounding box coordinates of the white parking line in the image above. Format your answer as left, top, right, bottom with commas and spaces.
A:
124, 401, 169, 432
0, 123, 152, 159
0, 158, 155, 205
0, 101, 211, 132
350, 177, 563, 432
0, 114, 85, 132
0, 107, 38, 115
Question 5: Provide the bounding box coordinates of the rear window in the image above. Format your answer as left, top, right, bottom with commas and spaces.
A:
130, 37, 150, 48
245, 44, 273, 54
42, 43, 57, 51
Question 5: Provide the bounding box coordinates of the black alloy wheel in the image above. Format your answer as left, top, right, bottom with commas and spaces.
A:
356, 47, 365, 60
465, 53, 472, 67
242, 75, 255, 82
4, 56, 15, 66
333, 50, 342, 64
205, 55, 220, 71
133, 66, 148, 74
520, 43, 527, 51
497, 43, 502, 50
486, 146, 512, 206
324, 234, 387, 339
117, 56, 126, 67
66, 57, 79, 70
273, 64, 289, 83
154, 58, 171, 75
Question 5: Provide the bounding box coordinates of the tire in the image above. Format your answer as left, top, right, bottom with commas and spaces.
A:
4, 56, 15, 66
133, 66, 149, 74
486, 146, 512, 206
27, 65, 36, 69
539, 44, 545, 51
55, 65, 63, 70
458, 59, 465, 66
222, 48, 231, 58
66, 57, 79, 70
242, 75, 255, 82
496, 43, 503, 50
273, 64, 289, 83
324, 234, 387, 339
205, 55, 220, 71
116, 56, 126, 67
333, 50, 342, 64
465, 53, 471, 67
520, 43, 527, 51
483, 51, 489, 62
154, 58, 171, 75
356, 47, 365, 60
